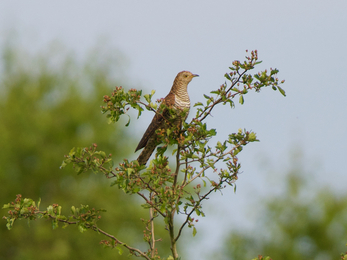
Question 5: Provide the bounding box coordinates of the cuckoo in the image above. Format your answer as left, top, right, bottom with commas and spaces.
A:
135, 71, 199, 165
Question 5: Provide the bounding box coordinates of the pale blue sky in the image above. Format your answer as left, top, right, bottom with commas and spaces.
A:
1, 0, 347, 258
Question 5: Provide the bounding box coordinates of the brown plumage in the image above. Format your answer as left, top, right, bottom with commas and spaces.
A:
135, 71, 199, 165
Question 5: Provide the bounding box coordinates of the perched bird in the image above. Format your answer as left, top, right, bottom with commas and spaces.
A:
135, 71, 199, 165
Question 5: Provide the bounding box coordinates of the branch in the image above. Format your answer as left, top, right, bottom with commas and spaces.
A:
168, 211, 179, 259
137, 192, 166, 218
46, 213, 151, 260
149, 193, 155, 259
173, 145, 181, 189
174, 185, 217, 242
182, 157, 189, 187
196, 70, 247, 122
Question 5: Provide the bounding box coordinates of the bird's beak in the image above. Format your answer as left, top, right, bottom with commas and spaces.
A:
192, 74, 199, 77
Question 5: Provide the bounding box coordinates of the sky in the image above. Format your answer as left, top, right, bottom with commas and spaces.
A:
1, 0, 347, 258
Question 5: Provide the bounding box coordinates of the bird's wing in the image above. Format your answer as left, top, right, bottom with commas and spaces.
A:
135, 93, 175, 152
135, 112, 165, 152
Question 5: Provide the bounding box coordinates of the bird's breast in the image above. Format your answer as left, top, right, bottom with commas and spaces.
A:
174, 98, 190, 109
174, 93, 190, 110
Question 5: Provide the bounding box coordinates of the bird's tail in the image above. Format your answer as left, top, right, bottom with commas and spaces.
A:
137, 141, 157, 165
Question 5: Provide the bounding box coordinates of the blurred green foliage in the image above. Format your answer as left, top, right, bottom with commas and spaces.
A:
218, 158, 347, 260
0, 42, 170, 259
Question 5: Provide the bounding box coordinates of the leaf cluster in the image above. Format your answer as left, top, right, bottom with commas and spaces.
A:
3, 194, 105, 232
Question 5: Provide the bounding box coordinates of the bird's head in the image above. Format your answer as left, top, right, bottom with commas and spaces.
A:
176, 71, 199, 85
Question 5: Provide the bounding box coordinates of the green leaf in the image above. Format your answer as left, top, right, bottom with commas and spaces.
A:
60, 161, 67, 169
278, 86, 286, 96
78, 224, 87, 233
127, 168, 134, 176
207, 128, 217, 136
194, 102, 203, 107
95, 151, 106, 158
52, 219, 58, 229
47, 205, 54, 215
75, 166, 83, 174
233, 146, 243, 156
202, 179, 206, 187
69, 147, 76, 157
144, 94, 150, 103
248, 132, 258, 142
239, 95, 244, 104
125, 115, 130, 127
6, 219, 15, 230
270, 68, 279, 75
203, 94, 211, 100
2, 203, 10, 209
193, 227, 197, 237
116, 245, 124, 255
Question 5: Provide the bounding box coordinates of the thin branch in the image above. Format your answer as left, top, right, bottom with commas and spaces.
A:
178, 150, 225, 166
195, 70, 248, 122
92, 226, 150, 259
137, 101, 157, 113
149, 193, 155, 259
45, 213, 150, 260
174, 185, 217, 242
138, 176, 161, 198
181, 154, 225, 189
137, 192, 166, 218
173, 144, 180, 189
181, 156, 189, 186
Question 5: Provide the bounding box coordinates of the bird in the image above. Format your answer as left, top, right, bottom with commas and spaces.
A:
135, 71, 199, 165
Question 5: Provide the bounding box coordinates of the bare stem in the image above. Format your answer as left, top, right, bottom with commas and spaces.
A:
168, 212, 179, 259
173, 144, 180, 189
149, 193, 155, 259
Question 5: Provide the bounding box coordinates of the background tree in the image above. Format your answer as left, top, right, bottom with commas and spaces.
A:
0, 41, 173, 260
216, 152, 347, 260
